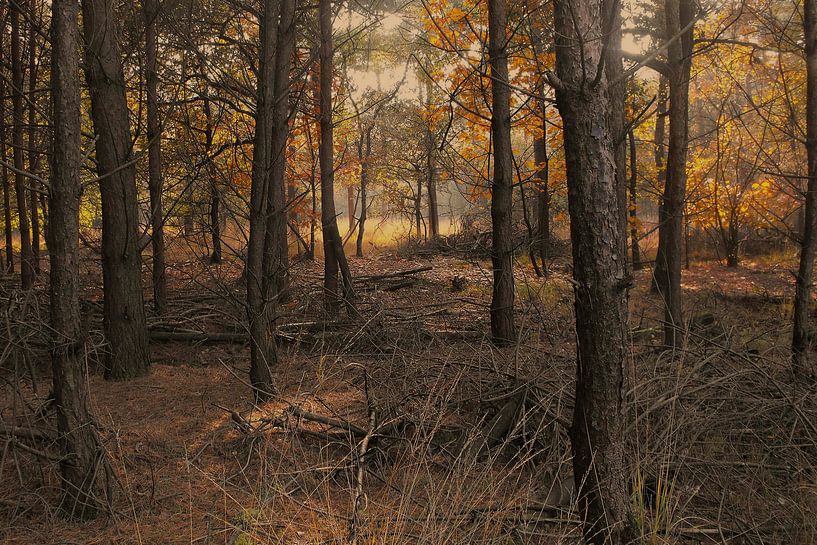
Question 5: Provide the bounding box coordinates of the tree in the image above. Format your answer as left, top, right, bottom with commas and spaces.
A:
319, 0, 355, 313
81, 0, 150, 380
793, 0, 817, 378
49, 0, 111, 518
629, 128, 643, 269
27, 0, 42, 275
143, 0, 168, 315
550, 0, 636, 540
653, 0, 695, 347
487, 0, 516, 345
0, 4, 13, 273
11, 1, 35, 289
247, 0, 281, 402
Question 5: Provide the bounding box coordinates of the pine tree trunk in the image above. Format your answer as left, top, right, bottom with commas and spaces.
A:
143, 0, 167, 315
651, 77, 668, 291
247, 0, 279, 401
0, 15, 13, 273
629, 128, 642, 270
534, 104, 550, 274
426, 128, 440, 239
655, 0, 693, 347
264, 0, 295, 303
793, 0, 817, 378
319, 0, 354, 314
28, 0, 41, 275
49, 0, 110, 518
552, 0, 636, 539
487, 0, 516, 346
81, 0, 150, 380
11, 4, 35, 289
356, 130, 370, 257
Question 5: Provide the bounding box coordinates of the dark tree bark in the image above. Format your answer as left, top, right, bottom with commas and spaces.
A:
247, 0, 280, 401
28, 0, 41, 275
629, 128, 642, 270
201, 68, 221, 264
487, 0, 517, 346
347, 186, 356, 234
143, 0, 167, 315
81, 0, 150, 380
264, 0, 295, 303
426, 128, 440, 239
655, 0, 694, 347
793, 0, 817, 378
11, 3, 35, 289
49, 0, 110, 518
0, 12, 13, 273
603, 0, 629, 251
356, 129, 371, 257
534, 103, 550, 274
551, 0, 636, 540
651, 77, 668, 290
414, 171, 423, 238
319, 0, 355, 313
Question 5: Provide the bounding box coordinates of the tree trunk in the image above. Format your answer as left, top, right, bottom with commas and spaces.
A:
651, 77, 668, 291
655, 0, 693, 347
414, 172, 423, 238
247, 0, 279, 402
11, 3, 35, 289
201, 60, 222, 264
629, 128, 642, 270
81, 0, 150, 380
28, 0, 41, 275
487, 0, 516, 346
552, 0, 636, 539
143, 0, 167, 315
347, 185, 356, 235
49, 0, 110, 518
319, 0, 355, 314
793, 0, 817, 378
0, 14, 13, 273
356, 130, 370, 257
264, 0, 295, 303
534, 104, 550, 274
426, 131, 439, 239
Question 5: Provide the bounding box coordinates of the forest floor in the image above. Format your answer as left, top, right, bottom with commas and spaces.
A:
1, 245, 816, 544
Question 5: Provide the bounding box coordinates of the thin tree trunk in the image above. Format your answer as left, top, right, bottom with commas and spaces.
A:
552, 0, 636, 539
414, 172, 423, 238
200, 59, 221, 264
534, 103, 550, 274
0, 12, 13, 273
629, 128, 642, 270
487, 0, 516, 346
143, 0, 167, 315
347, 185, 355, 234
28, 0, 40, 275
655, 0, 693, 347
11, 3, 34, 289
651, 76, 668, 291
319, 0, 355, 314
81, 0, 150, 380
247, 0, 279, 401
49, 0, 111, 519
426, 129, 439, 239
356, 130, 370, 257
264, 0, 295, 307
793, 0, 817, 378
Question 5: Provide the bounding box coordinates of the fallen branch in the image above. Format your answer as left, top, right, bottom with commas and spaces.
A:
356, 266, 432, 282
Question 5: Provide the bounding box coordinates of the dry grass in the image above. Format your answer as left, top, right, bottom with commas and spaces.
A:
1, 248, 816, 544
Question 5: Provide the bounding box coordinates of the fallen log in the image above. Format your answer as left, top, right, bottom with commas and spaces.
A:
356, 265, 432, 282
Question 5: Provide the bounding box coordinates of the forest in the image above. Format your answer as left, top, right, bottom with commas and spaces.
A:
1, 0, 816, 543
